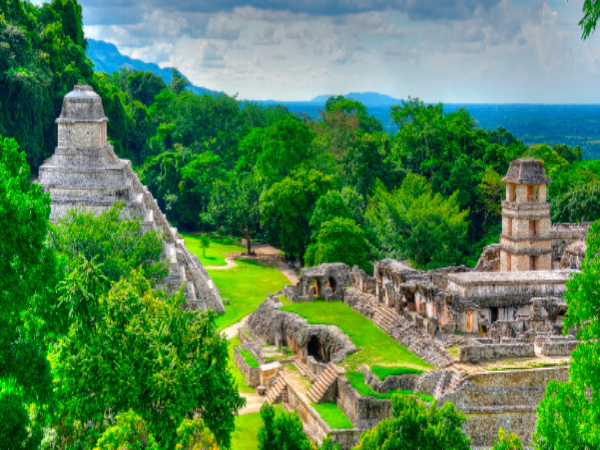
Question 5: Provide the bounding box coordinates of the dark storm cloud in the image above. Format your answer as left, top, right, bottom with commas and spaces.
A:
81, 0, 502, 25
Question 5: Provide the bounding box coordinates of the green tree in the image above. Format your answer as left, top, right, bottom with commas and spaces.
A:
355, 394, 470, 450
491, 429, 523, 450
0, 136, 56, 448
257, 403, 312, 450
51, 267, 244, 449
48, 203, 167, 285
95, 410, 159, 450
175, 418, 219, 450
552, 182, 600, 223
260, 168, 332, 264
533, 221, 600, 449
199, 234, 211, 257
366, 175, 469, 268
477, 167, 505, 236
578, 0, 600, 39
305, 217, 368, 271
309, 190, 354, 239
253, 116, 315, 186
203, 174, 260, 254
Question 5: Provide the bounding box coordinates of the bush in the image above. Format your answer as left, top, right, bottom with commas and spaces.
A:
94, 410, 159, 450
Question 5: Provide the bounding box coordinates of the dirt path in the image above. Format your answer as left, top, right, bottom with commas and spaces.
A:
223, 316, 249, 340
239, 392, 267, 415
205, 240, 299, 285
204, 257, 238, 270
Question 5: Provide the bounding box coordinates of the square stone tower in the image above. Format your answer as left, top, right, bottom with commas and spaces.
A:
500, 158, 552, 271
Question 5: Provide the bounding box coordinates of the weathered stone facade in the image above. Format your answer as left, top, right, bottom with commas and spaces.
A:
500, 158, 553, 272
37, 85, 223, 312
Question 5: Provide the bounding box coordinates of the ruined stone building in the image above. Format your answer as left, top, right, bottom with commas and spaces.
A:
37, 84, 224, 313
236, 157, 588, 448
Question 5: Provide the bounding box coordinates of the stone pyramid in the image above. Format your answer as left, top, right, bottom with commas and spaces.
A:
38, 84, 224, 313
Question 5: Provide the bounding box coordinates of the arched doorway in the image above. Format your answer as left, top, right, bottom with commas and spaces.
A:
327, 277, 338, 294
307, 335, 326, 362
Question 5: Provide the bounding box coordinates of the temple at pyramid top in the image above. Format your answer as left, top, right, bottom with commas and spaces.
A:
38, 84, 224, 313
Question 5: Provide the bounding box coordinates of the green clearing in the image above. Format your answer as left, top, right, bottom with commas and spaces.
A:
228, 337, 254, 394
371, 366, 425, 380
312, 402, 354, 429
347, 371, 435, 402
209, 259, 291, 331
231, 404, 285, 450
181, 232, 245, 266
281, 301, 433, 372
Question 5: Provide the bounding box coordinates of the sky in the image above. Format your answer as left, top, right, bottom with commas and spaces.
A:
39, 0, 600, 103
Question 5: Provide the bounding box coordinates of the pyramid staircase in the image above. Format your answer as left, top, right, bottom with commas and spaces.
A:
307, 363, 341, 404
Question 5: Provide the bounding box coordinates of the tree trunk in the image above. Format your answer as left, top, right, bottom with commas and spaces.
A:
240, 224, 252, 255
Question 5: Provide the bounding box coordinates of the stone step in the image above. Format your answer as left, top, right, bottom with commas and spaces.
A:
307, 363, 340, 404
266, 378, 286, 404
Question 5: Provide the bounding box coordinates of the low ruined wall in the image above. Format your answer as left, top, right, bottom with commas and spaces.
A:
541, 339, 577, 356
285, 380, 361, 450
363, 370, 418, 393
233, 346, 260, 388
441, 366, 569, 447
336, 377, 391, 430
459, 343, 535, 363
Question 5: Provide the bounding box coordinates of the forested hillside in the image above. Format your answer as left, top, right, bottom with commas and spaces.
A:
1, 0, 598, 272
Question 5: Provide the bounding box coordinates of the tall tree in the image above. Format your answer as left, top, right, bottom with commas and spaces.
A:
0, 136, 57, 448
355, 394, 471, 450
51, 267, 244, 449
533, 221, 600, 448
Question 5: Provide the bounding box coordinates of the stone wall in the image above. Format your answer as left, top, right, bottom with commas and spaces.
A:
245, 299, 356, 366
363, 369, 418, 393
459, 343, 535, 363
440, 366, 570, 447
283, 378, 361, 450
233, 345, 260, 388
336, 377, 391, 430
541, 336, 577, 356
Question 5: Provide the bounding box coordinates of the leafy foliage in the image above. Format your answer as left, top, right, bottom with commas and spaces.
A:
366, 175, 469, 268
95, 410, 160, 450
305, 217, 368, 270
491, 429, 523, 450
257, 402, 312, 450
533, 221, 600, 448
175, 418, 219, 450
51, 267, 244, 449
355, 394, 471, 450
48, 202, 167, 285
0, 135, 57, 448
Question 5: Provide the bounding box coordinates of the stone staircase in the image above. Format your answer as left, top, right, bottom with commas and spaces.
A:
370, 301, 399, 332
307, 363, 340, 403
266, 377, 287, 404
294, 360, 316, 382
345, 288, 453, 368
433, 367, 467, 399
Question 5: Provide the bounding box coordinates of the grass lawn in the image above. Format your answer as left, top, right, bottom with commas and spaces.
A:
210, 259, 290, 331
312, 402, 354, 429
281, 301, 433, 372
347, 371, 435, 402
181, 232, 245, 266
371, 366, 425, 380
231, 404, 285, 450
228, 336, 254, 394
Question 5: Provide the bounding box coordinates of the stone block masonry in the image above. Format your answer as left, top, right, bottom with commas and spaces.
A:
37, 84, 224, 313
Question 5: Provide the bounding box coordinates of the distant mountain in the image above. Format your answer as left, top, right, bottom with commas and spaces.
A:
310, 92, 402, 106
86, 39, 218, 96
